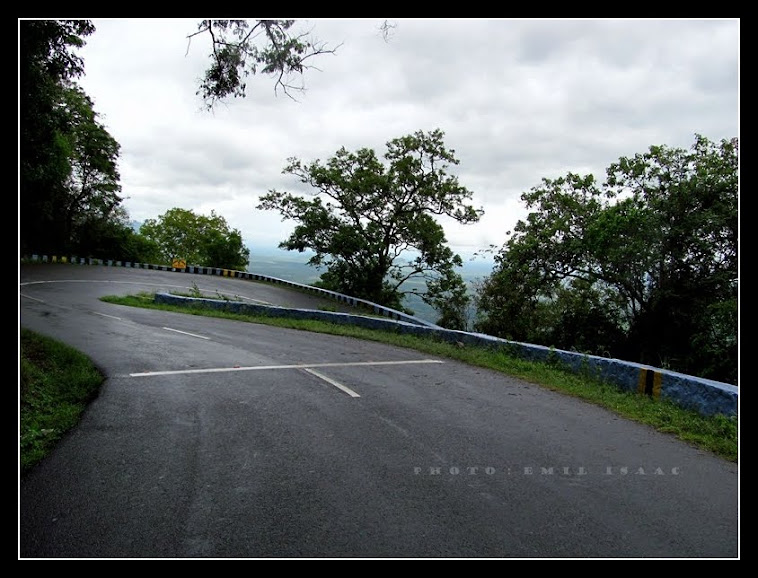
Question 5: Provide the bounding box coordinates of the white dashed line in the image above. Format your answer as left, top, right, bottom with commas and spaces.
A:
162, 327, 211, 340
92, 311, 122, 320
19, 293, 46, 303
303, 368, 361, 398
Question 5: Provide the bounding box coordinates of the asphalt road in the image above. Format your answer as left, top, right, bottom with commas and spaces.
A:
19, 264, 739, 558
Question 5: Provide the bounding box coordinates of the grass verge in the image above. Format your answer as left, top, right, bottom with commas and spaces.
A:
20, 328, 105, 475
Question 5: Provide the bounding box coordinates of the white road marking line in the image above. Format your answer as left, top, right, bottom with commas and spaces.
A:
129, 359, 443, 377
20, 292, 73, 310
162, 327, 211, 340
19, 293, 46, 303
303, 368, 361, 398
92, 311, 122, 320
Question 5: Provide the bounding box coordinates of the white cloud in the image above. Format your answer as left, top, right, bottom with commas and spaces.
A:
73, 17, 739, 259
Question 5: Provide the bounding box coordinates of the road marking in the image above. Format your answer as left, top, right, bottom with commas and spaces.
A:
129, 359, 443, 377
162, 327, 211, 340
303, 368, 361, 398
92, 311, 122, 320
19, 293, 46, 303
20, 292, 74, 311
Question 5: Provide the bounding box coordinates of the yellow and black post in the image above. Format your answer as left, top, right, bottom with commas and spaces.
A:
638, 368, 663, 399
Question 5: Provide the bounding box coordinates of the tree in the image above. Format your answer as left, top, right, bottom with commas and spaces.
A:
139, 208, 250, 270
72, 206, 161, 263
19, 19, 96, 255
257, 129, 483, 325
20, 18, 335, 257
20, 19, 133, 261
59, 84, 123, 249
187, 20, 339, 110
475, 135, 738, 384
604, 134, 738, 381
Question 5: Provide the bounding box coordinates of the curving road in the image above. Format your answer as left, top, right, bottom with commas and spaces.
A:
19, 264, 739, 558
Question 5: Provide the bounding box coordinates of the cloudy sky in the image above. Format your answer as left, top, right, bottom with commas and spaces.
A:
73, 18, 739, 261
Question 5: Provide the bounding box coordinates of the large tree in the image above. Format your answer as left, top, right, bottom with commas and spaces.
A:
19, 19, 96, 255
257, 129, 483, 326
20, 19, 343, 261
73, 206, 161, 263
139, 208, 250, 271
59, 84, 123, 250
188, 19, 339, 110
475, 134, 738, 384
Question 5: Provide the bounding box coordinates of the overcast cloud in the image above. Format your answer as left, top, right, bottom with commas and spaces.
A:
71, 18, 739, 261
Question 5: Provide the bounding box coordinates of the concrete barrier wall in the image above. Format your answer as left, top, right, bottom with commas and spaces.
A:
23, 254, 738, 418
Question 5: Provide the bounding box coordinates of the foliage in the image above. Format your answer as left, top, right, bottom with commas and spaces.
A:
20, 19, 96, 255
71, 206, 161, 263
188, 19, 339, 110
257, 129, 483, 327
139, 208, 250, 270
20, 18, 341, 261
19, 19, 136, 263
58, 84, 123, 245
475, 134, 738, 384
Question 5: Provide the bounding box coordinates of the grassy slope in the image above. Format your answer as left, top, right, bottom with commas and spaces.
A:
20, 328, 104, 474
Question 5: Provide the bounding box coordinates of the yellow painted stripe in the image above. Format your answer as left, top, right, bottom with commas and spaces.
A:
637, 369, 647, 395
638, 369, 662, 399
652, 371, 662, 399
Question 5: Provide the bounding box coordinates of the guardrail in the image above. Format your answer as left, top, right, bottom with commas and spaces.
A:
23, 254, 738, 418
23, 254, 438, 328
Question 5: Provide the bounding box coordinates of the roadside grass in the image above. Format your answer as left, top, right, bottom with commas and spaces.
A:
19, 328, 104, 475
19, 290, 737, 474
173, 281, 243, 302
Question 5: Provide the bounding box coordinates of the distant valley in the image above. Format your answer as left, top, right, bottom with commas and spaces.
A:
247, 246, 494, 326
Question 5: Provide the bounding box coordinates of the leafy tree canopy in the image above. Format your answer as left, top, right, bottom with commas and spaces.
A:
139, 208, 250, 271
19, 19, 131, 261
257, 128, 483, 328
188, 19, 339, 110
20, 19, 97, 255
59, 84, 123, 248
475, 134, 738, 384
